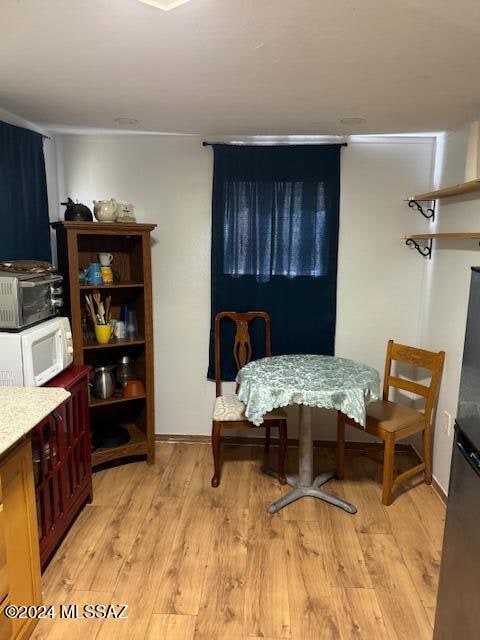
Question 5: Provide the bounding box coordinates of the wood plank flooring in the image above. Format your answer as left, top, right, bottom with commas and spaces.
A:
31, 442, 444, 640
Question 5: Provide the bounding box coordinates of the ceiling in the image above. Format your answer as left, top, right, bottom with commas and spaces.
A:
1, 0, 480, 135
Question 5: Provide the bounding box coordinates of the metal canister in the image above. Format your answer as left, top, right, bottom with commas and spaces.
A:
92, 364, 116, 399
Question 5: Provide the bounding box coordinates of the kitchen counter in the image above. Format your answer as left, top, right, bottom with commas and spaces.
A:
0, 387, 70, 456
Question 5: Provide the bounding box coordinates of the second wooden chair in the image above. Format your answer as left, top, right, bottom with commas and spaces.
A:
336, 340, 445, 505
211, 311, 287, 488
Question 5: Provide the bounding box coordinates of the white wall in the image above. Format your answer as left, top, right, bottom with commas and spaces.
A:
54, 134, 214, 436
418, 125, 480, 493
52, 134, 435, 442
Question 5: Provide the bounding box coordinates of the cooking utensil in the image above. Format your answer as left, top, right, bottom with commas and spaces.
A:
105, 295, 111, 322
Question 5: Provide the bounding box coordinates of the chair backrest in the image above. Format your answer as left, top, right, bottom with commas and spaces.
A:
383, 340, 445, 425
214, 311, 271, 397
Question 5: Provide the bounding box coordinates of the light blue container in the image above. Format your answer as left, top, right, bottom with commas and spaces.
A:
86, 263, 103, 285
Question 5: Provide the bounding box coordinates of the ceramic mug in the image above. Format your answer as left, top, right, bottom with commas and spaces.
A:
86, 263, 103, 285
99, 252, 113, 266
94, 324, 113, 344
101, 266, 113, 284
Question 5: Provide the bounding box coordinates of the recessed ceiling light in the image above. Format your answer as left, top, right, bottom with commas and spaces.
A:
137, 0, 192, 10
114, 117, 140, 128
340, 117, 367, 125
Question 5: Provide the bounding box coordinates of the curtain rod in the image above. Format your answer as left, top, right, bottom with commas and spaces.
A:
202, 141, 348, 147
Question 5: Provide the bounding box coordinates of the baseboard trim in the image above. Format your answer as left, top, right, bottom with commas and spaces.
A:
409, 448, 448, 504
155, 433, 413, 454
431, 477, 448, 504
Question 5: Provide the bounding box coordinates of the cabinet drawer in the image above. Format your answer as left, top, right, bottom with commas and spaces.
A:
0, 505, 8, 604
0, 598, 13, 640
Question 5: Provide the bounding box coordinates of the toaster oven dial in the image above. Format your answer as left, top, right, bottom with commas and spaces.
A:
52, 286, 63, 295
51, 298, 64, 308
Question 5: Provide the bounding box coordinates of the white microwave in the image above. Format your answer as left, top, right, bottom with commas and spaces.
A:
0, 317, 74, 387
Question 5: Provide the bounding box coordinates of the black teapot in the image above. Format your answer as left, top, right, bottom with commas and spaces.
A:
62, 198, 93, 222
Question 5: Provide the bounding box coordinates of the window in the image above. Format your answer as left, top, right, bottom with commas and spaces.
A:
208, 144, 342, 380
223, 180, 329, 281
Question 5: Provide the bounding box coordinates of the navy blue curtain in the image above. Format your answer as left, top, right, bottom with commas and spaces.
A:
208, 144, 342, 381
0, 121, 51, 261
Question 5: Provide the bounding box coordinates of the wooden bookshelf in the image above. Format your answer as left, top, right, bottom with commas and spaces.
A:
51, 221, 156, 468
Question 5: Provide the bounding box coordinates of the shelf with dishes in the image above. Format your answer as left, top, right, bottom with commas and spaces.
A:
80, 282, 144, 290
83, 337, 145, 350
52, 221, 156, 468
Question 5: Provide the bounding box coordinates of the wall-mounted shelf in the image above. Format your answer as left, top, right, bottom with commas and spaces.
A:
406, 178, 480, 202
407, 233, 480, 240
405, 233, 480, 259
407, 199, 435, 221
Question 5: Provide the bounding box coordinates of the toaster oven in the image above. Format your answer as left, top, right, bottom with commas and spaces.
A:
0, 271, 64, 330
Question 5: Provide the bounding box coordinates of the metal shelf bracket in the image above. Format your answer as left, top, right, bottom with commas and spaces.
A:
405, 237, 432, 259
408, 199, 435, 221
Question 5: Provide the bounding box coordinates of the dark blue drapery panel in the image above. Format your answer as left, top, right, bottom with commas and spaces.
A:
208, 144, 342, 381
0, 121, 51, 261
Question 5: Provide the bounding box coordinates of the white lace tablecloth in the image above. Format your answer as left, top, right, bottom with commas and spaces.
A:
236, 354, 380, 427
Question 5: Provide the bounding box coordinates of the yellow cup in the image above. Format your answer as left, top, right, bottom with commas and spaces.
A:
94, 324, 113, 344
101, 266, 113, 284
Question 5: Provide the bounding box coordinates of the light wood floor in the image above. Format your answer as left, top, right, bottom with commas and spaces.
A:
31, 442, 445, 640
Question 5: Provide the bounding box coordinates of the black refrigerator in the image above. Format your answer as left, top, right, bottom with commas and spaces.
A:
434, 268, 480, 640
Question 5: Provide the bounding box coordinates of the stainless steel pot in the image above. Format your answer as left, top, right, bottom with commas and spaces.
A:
92, 364, 116, 399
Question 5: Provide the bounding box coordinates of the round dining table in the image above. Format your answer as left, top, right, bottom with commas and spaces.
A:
236, 354, 380, 514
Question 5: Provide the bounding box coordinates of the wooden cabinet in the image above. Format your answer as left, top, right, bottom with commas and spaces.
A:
0, 482, 8, 605
0, 476, 12, 640
0, 438, 42, 640
0, 598, 13, 640
52, 222, 156, 468
33, 365, 92, 568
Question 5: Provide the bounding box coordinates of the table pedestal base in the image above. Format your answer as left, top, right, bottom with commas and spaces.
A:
266, 405, 357, 515
267, 471, 357, 514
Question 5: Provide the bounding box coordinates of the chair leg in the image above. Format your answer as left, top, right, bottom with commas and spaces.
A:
336, 412, 345, 480
277, 422, 287, 485
264, 426, 271, 453
382, 436, 395, 506
211, 421, 222, 488
423, 425, 432, 485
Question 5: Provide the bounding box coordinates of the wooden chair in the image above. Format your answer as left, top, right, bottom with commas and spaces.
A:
211, 311, 287, 488
336, 340, 445, 505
